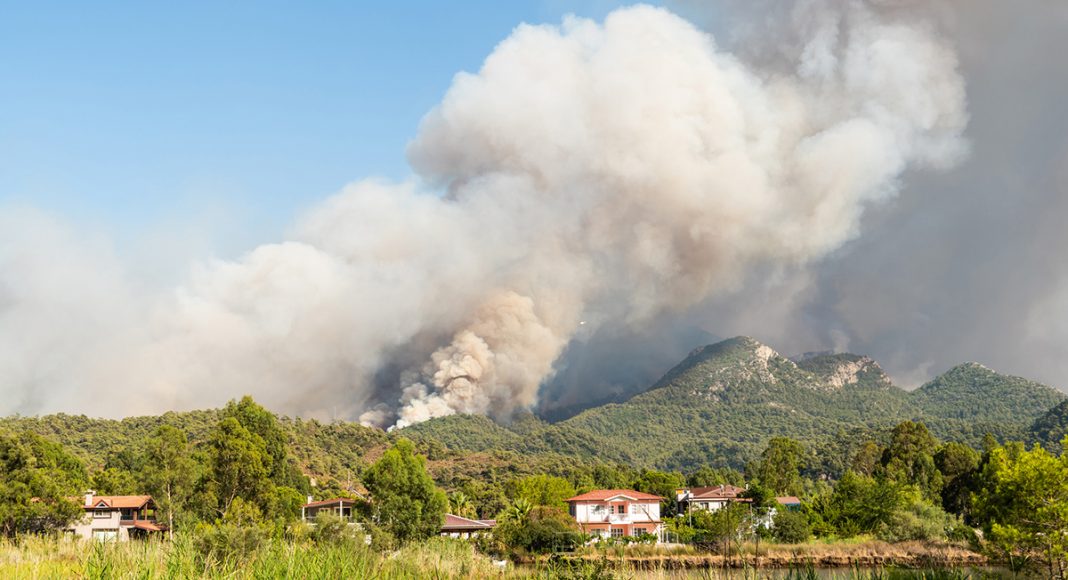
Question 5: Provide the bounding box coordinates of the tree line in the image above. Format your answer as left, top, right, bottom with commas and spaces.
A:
2, 398, 1066, 576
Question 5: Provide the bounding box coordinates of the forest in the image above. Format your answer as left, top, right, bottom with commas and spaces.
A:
2, 394, 1068, 579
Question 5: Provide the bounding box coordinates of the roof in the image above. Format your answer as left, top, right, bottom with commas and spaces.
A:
776, 496, 801, 505
302, 497, 360, 509
132, 520, 165, 532
78, 495, 153, 510
564, 489, 662, 502
687, 485, 748, 500
441, 514, 496, 531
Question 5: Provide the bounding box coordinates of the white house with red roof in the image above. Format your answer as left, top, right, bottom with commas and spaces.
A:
67, 491, 164, 541
564, 489, 663, 541
675, 484, 751, 513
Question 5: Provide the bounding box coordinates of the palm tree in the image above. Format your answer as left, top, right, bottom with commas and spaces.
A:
448, 492, 476, 519
504, 497, 533, 524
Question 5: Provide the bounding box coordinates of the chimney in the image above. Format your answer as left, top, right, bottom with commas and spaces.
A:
307, 495, 314, 504
85, 490, 95, 507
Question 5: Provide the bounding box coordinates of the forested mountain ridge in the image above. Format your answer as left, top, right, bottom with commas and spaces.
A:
2, 337, 1064, 486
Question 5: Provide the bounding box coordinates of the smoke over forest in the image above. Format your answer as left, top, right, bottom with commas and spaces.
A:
3, 1, 1063, 426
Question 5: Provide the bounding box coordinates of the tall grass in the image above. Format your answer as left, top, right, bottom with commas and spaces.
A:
1, 535, 515, 579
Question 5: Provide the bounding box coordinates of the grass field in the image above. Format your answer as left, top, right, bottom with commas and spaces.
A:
0, 536, 998, 580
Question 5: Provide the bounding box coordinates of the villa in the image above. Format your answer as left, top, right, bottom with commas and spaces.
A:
67, 491, 164, 541
565, 489, 663, 541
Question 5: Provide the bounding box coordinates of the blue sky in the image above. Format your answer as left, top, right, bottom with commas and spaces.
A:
0, 1, 646, 251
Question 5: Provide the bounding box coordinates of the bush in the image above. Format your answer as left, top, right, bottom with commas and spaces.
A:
496, 506, 582, 555
876, 500, 957, 542
311, 512, 363, 545
194, 523, 269, 563
773, 510, 811, 544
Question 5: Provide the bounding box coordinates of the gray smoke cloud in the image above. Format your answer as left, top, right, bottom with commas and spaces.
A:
0, 2, 970, 425
637, 0, 1068, 395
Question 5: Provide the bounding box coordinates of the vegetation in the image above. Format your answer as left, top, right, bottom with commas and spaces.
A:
2, 337, 1068, 576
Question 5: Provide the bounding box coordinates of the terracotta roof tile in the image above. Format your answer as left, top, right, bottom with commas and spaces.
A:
77, 495, 153, 510
565, 489, 662, 502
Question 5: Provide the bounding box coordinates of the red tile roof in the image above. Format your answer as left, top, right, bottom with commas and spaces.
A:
441, 514, 495, 531
78, 495, 154, 510
132, 520, 165, 532
776, 496, 801, 505
565, 489, 662, 502
688, 485, 747, 500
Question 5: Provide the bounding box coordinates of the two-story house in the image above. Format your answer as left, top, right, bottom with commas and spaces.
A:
565, 489, 663, 541
67, 492, 164, 541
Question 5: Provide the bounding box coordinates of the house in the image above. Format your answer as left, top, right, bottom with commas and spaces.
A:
300, 497, 359, 522
67, 491, 164, 541
675, 485, 751, 513
564, 489, 663, 542
776, 496, 801, 511
440, 514, 496, 538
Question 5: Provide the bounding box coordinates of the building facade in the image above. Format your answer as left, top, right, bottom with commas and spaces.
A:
300, 497, 359, 522
565, 490, 663, 541
67, 492, 164, 541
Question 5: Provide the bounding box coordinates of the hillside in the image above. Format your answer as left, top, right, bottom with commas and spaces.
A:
2, 337, 1063, 485
911, 362, 1066, 444
1029, 399, 1068, 453
555, 337, 912, 471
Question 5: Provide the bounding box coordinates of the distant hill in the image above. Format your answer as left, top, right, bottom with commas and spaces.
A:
1029, 400, 1068, 453
910, 362, 1066, 445
2, 336, 1063, 485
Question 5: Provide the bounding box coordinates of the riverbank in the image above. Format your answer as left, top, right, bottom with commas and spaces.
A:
535, 540, 988, 571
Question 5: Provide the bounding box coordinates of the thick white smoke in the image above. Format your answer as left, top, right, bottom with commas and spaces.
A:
0, 3, 967, 426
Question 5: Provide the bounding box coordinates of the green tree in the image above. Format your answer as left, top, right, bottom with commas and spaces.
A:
204, 417, 272, 519
362, 438, 447, 544
851, 441, 884, 477
633, 469, 685, 515
507, 475, 575, 509
0, 433, 86, 537
773, 509, 811, 544
495, 504, 580, 555
934, 442, 979, 516
223, 396, 308, 492
448, 491, 476, 519
756, 437, 806, 496
687, 466, 744, 487
812, 470, 905, 537
883, 421, 943, 503
142, 425, 196, 536
973, 438, 1068, 577
91, 467, 138, 495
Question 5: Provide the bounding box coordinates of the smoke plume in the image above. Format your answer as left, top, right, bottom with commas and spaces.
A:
0, 3, 969, 425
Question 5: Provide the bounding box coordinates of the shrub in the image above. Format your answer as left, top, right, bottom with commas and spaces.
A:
876, 500, 957, 542
773, 510, 811, 544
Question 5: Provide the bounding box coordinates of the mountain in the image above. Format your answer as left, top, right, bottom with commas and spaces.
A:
1029, 400, 1068, 453
2, 337, 1062, 485
553, 337, 912, 471
406, 337, 1064, 473
911, 362, 1066, 444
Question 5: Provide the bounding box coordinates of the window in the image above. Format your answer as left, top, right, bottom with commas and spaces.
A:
93, 510, 110, 519
611, 528, 624, 538
633, 527, 646, 535
568, 504, 575, 516
591, 505, 604, 514
119, 509, 134, 521
92, 529, 118, 542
